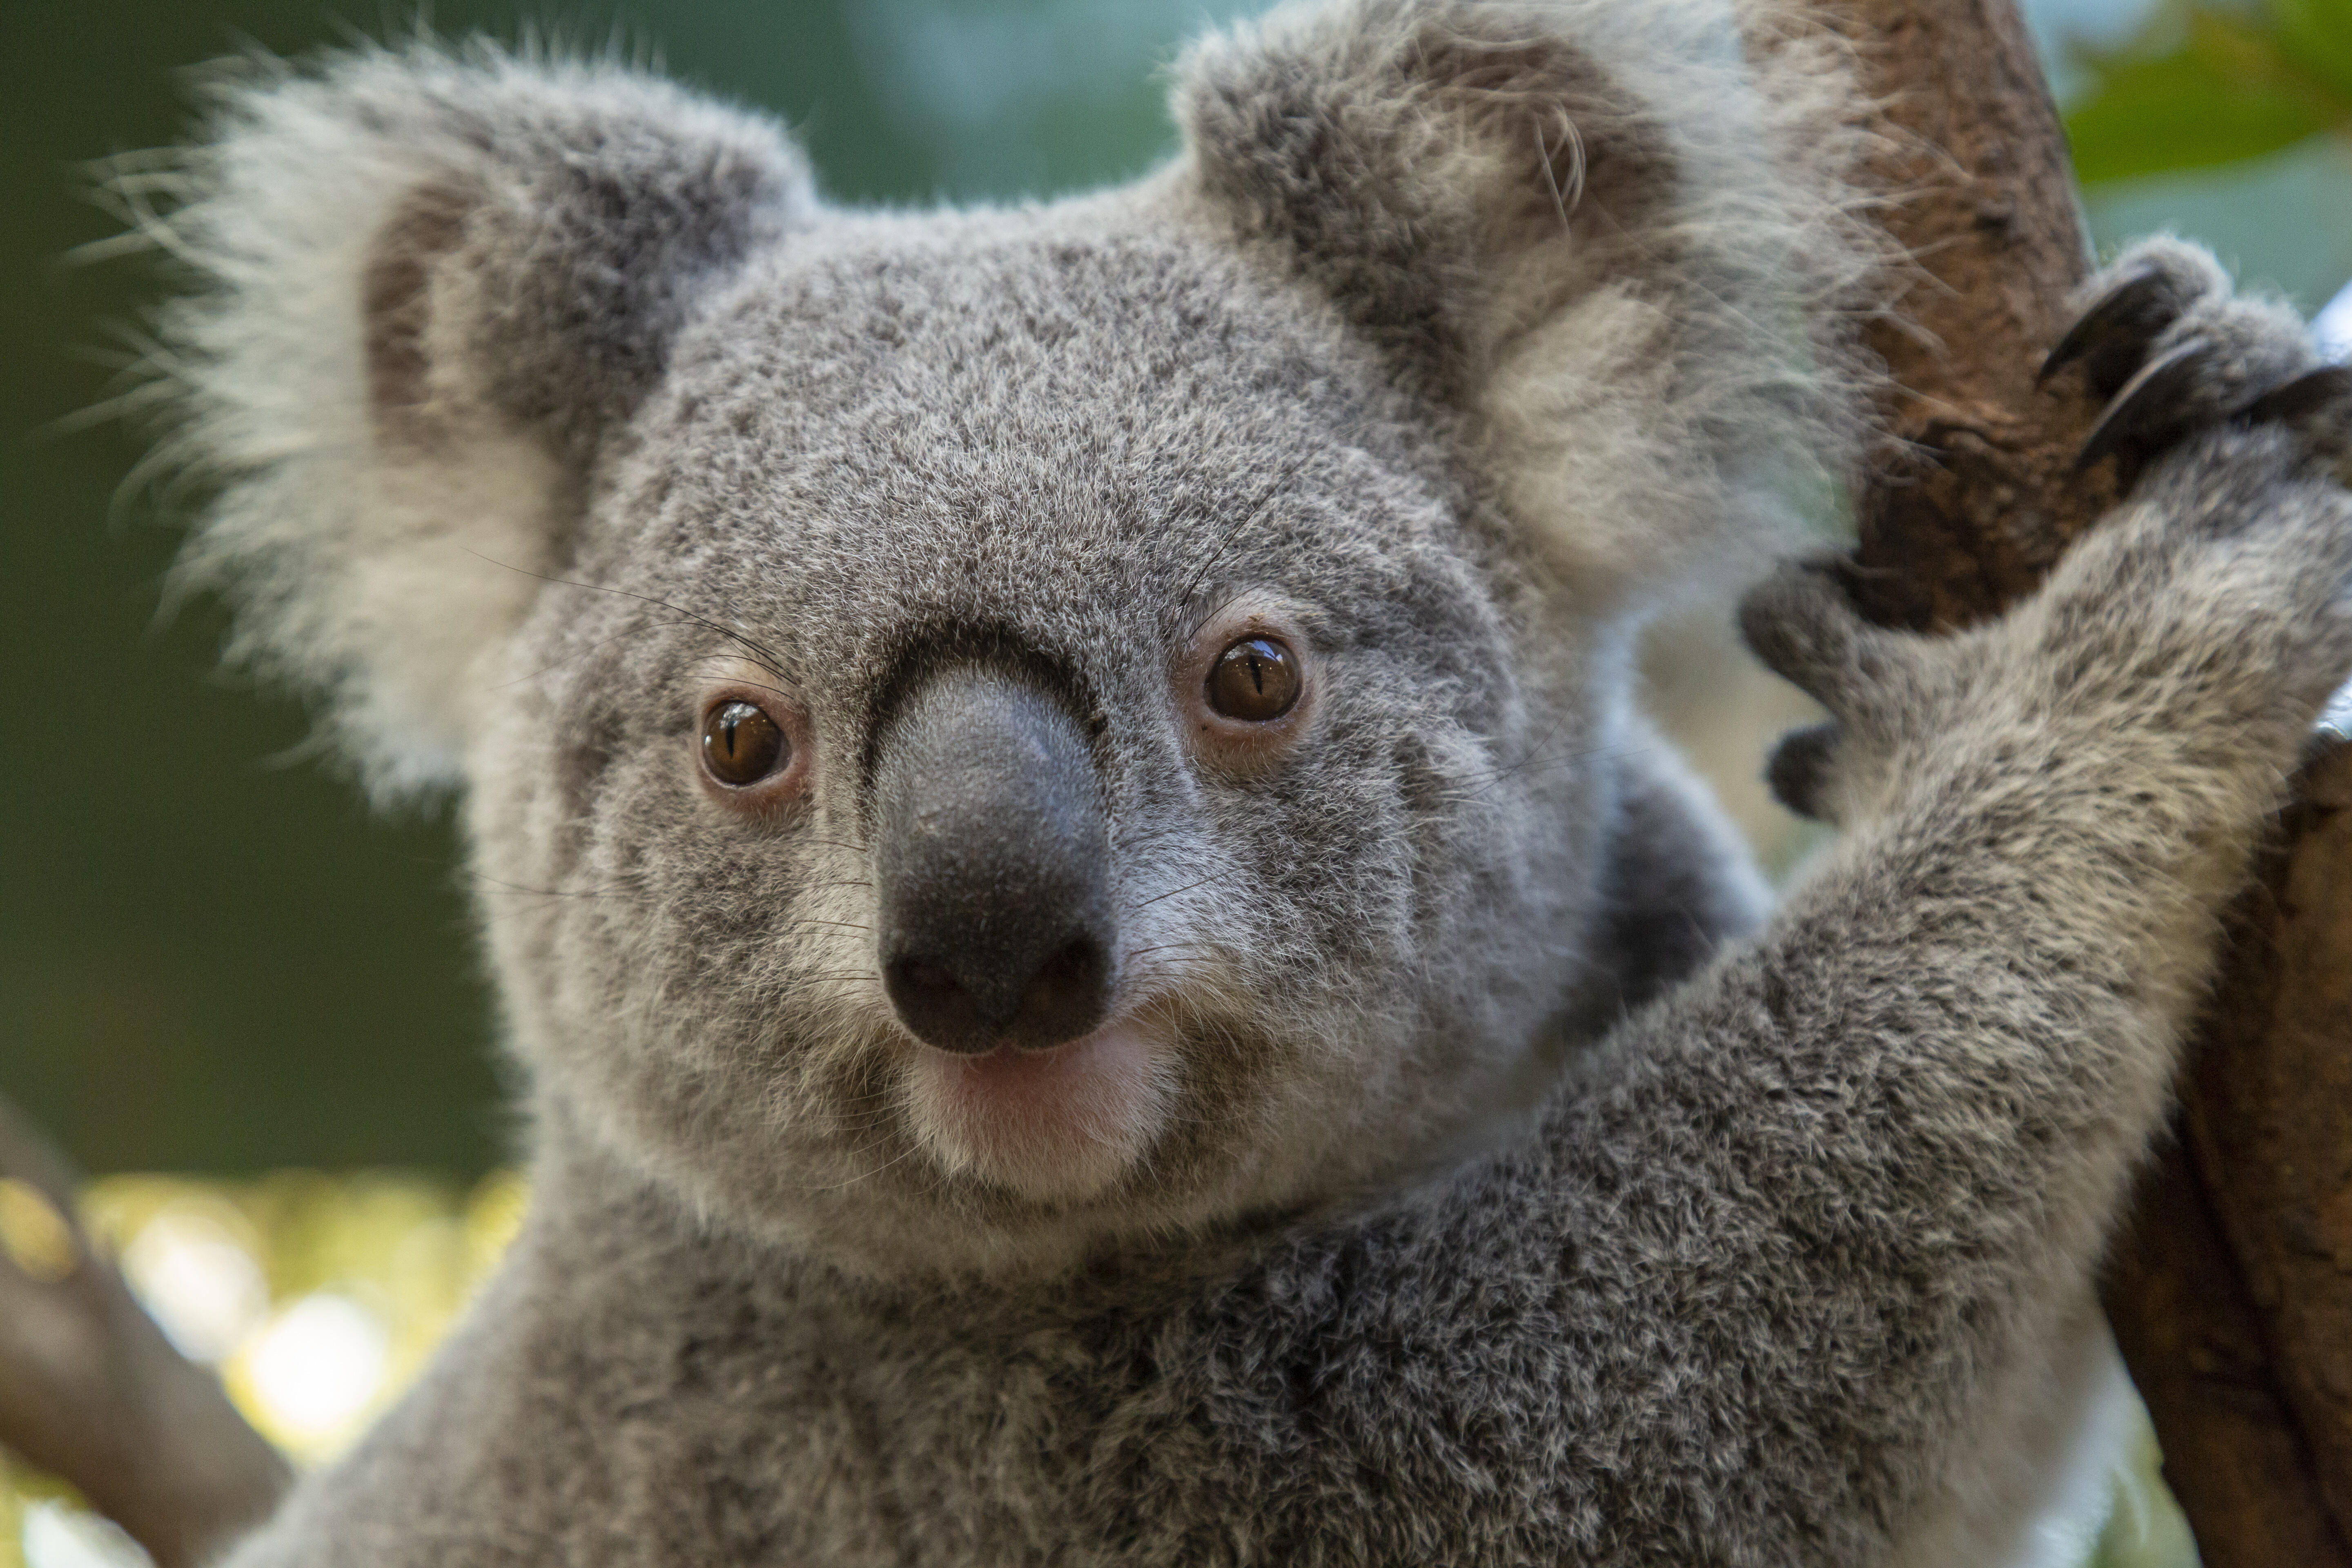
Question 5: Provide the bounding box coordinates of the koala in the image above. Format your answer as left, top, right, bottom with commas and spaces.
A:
134, 0, 2352, 1562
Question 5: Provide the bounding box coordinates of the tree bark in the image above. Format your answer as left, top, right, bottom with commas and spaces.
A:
0, 1094, 289, 1568
1802, 1, 2352, 1562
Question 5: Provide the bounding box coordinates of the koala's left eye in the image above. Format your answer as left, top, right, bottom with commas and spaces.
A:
702, 700, 788, 786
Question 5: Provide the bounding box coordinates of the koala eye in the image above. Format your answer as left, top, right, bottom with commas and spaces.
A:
1178, 605, 1314, 775
702, 699, 789, 786
1206, 637, 1301, 722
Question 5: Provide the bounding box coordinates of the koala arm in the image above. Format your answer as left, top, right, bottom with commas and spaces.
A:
1070, 250, 2352, 1565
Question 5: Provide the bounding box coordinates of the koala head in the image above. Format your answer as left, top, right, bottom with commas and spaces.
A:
156, 1, 1868, 1276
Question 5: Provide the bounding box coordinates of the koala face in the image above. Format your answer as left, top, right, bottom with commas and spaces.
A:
162, 4, 1867, 1279
472, 206, 1604, 1273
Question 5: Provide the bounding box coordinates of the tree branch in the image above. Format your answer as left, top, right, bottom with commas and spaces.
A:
0, 1094, 289, 1568
1798, 2, 2352, 1561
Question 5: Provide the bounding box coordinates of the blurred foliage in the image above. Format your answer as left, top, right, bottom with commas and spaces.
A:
0, 1171, 526, 1568
2089, 1421, 2202, 1568
2066, 0, 2352, 182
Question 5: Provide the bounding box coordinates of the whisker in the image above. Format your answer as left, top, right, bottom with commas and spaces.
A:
1127, 871, 1227, 915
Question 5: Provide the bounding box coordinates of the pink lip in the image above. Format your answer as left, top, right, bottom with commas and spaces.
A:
904, 1020, 1167, 1199
937, 1031, 1114, 1092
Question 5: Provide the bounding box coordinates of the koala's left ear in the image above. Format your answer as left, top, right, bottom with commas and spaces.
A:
1174, 0, 1878, 608
153, 47, 815, 799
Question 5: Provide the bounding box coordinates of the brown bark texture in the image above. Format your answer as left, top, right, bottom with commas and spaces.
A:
0, 1093, 290, 1568
1807, 1, 2352, 1562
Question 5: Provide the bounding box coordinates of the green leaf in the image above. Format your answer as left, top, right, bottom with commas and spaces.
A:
2065, 12, 2345, 183
2272, 0, 2352, 102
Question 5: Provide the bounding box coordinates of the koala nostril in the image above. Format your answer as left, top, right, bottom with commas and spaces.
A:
882, 955, 983, 1053
1025, 939, 1097, 1017
1015, 936, 1109, 1046
895, 957, 964, 1009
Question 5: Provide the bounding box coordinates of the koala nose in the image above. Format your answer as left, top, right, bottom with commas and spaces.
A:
873, 667, 1116, 1055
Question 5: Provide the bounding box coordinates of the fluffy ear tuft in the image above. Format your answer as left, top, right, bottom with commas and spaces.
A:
141, 45, 815, 800
1175, 0, 1884, 610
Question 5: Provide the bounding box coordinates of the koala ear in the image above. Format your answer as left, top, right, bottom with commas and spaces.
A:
152, 47, 815, 800
1174, 0, 1877, 609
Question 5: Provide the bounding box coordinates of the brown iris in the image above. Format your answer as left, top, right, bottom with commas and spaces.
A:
1205, 637, 1301, 722
702, 700, 788, 786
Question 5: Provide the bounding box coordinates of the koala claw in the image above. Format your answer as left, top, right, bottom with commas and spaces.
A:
1737, 556, 1927, 780
2051, 240, 2331, 479
2074, 336, 2215, 474
2038, 257, 2175, 393
2244, 364, 2352, 430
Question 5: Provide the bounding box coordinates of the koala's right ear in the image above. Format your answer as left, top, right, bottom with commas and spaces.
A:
150, 47, 814, 800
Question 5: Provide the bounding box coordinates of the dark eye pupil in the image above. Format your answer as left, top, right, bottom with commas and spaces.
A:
1206, 637, 1300, 722
702, 700, 787, 786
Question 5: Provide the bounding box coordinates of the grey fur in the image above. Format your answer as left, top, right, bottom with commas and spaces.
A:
130, 2, 2352, 1564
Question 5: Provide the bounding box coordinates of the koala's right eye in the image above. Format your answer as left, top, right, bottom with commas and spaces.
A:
1206, 637, 1302, 722
702, 700, 789, 787
692, 672, 813, 814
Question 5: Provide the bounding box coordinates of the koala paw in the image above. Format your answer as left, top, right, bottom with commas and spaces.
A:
2039, 242, 2352, 720
1739, 556, 1937, 824
2043, 237, 2352, 479
1748, 238, 2352, 827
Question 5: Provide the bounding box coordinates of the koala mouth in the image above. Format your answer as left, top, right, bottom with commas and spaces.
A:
900, 1019, 1174, 1204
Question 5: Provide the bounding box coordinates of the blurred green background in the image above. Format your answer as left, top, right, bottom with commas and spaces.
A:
5, 0, 2352, 1182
